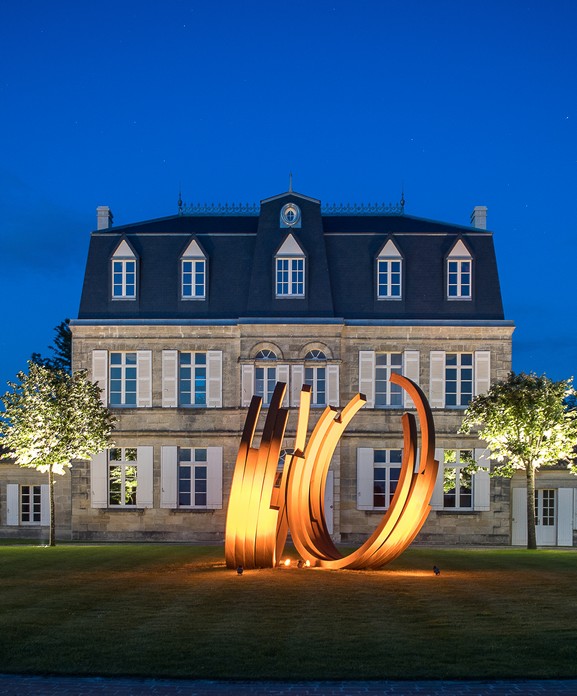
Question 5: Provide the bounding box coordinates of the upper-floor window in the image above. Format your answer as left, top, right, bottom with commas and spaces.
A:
304, 350, 327, 407
377, 239, 402, 299
111, 239, 137, 299
358, 350, 419, 409
429, 350, 490, 409
181, 238, 207, 300
275, 234, 305, 298
179, 352, 207, 407
109, 352, 137, 406
447, 239, 472, 299
445, 353, 473, 407
375, 353, 403, 407
255, 350, 278, 406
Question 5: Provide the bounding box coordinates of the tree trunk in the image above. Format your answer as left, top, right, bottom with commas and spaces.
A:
49, 465, 56, 547
526, 464, 537, 550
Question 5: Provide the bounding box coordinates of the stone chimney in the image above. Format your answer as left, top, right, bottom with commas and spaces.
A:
470, 206, 487, 230
97, 206, 113, 230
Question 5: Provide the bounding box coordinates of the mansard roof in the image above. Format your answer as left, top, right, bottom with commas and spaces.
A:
77, 191, 506, 321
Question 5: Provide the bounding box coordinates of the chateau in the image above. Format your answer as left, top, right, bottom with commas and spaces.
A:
2, 186, 575, 546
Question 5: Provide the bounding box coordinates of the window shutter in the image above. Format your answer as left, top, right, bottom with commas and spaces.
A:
429, 351, 445, 408
92, 350, 108, 406
90, 451, 108, 508
160, 446, 178, 508
474, 351, 491, 397
291, 364, 304, 406
136, 446, 154, 508
241, 364, 254, 406
359, 351, 375, 408
357, 448, 374, 510
40, 485, 50, 525
430, 448, 444, 510
327, 364, 340, 407
511, 488, 527, 546
403, 350, 420, 408
6, 484, 19, 525
557, 488, 574, 547
207, 351, 223, 408
162, 350, 178, 408
206, 447, 223, 509
276, 364, 290, 408
137, 351, 152, 408
473, 448, 491, 511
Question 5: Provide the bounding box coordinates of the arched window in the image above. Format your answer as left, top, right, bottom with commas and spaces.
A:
255, 350, 277, 405
304, 350, 327, 406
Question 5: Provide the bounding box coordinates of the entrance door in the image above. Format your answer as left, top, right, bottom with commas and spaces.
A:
535, 489, 557, 546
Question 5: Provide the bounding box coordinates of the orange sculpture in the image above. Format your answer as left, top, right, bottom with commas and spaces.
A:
225, 374, 438, 570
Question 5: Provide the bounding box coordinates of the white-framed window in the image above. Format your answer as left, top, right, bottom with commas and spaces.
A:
442, 449, 475, 510
93, 350, 152, 409
357, 448, 402, 511
376, 240, 403, 299
447, 240, 472, 299
358, 350, 419, 409
90, 447, 153, 509
276, 257, 304, 297
109, 352, 137, 406
430, 448, 491, 512
180, 238, 207, 300
429, 351, 490, 409
160, 446, 223, 510
179, 352, 207, 407
535, 489, 555, 526
111, 239, 137, 299
108, 447, 138, 507
304, 350, 327, 407
6, 484, 49, 526
255, 350, 278, 406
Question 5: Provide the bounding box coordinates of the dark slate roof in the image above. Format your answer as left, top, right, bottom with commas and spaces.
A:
77, 192, 506, 321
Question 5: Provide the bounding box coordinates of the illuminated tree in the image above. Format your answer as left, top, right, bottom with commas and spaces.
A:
460, 372, 577, 549
0, 362, 115, 546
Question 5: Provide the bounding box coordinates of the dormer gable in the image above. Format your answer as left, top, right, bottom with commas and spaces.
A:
181, 238, 206, 259
377, 239, 402, 259
275, 233, 305, 257
111, 238, 136, 259
447, 239, 472, 259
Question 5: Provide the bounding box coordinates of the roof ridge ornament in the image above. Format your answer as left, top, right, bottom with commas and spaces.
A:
288, 171, 293, 193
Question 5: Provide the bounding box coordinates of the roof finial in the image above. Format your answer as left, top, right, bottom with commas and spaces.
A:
178, 185, 183, 215
400, 182, 405, 213
288, 171, 293, 193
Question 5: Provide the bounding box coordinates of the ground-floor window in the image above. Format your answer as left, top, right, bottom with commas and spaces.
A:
109, 448, 138, 506
21, 485, 42, 523
442, 449, 475, 510
373, 449, 402, 508
178, 448, 208, 507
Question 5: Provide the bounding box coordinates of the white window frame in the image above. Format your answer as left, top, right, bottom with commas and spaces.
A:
359, 350, 419, 409
430, 448, 490, 512
375, 352, 404, 407
108, 447, 139, 507
276, 257, 305, 297
109, 352, 138, 407
372, 449, 403, 510
178, 352, 207, 407
112, 259, 136, 299
303, 350, 328, 407
91, 447, 153, 509
441, 449, 475, 511
177, 448, 210, 508
181, 258, 206, 299
160, 446, 223, 509
94, 350, 152, 409
444, 352, 474, 408
447, 240, 472, 300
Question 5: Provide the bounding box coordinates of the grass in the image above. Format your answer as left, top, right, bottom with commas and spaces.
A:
0, 544, 576, 680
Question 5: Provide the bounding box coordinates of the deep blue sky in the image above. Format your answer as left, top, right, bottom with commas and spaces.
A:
1, 0, 575, 388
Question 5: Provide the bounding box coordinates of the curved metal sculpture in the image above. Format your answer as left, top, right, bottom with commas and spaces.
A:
225, 374, 438, 570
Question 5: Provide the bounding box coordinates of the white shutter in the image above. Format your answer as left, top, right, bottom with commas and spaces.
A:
359, 351, 375, 408
40, 485, 50, 525
327, 364, 340, 407
403, 350, 420, 408
291, 365, 305, 406
430, 448, 445, 510
6, 484, 19, 525
357, 448, 374, 510
137, 446, 154, 508
276, 364, 290, 408
511, 488, 528, 546
162, 350, 178, 408
207, 351, 223, 408
206, 447, 223, 509
557, 488, 574, 547
160, 446, 178, 508
429, 351, 445, 408
92, 350, 108, 406
137, 351, 152, 408
90, 451, 108, 508
473, 448, 491, 511
474, 351, 491, 397
241, 364, 254, 406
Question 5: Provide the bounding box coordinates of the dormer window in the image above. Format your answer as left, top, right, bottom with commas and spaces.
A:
111, 240, 137, 299
275, 234, 305, 298
181, 238, 207, 300
377, 239, 402, 299
447, 240, 472, 299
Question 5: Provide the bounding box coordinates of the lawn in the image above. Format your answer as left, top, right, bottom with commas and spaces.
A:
0, 544, 575, 680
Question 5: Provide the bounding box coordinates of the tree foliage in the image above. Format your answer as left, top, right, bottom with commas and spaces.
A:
31, 319, 72, 374
0, 362, 115, 544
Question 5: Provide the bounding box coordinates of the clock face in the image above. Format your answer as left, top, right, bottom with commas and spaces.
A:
280, 203, 301, 227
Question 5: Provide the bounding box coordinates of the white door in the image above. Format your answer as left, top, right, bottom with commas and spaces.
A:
535, 489, 557, 546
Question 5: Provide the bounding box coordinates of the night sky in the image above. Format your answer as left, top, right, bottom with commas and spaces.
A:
1, 1, 575, 388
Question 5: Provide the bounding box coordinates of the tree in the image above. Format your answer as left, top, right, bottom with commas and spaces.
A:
0, 362, 115, 546
460, 372, 577, 549
31, 319, 72, 373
